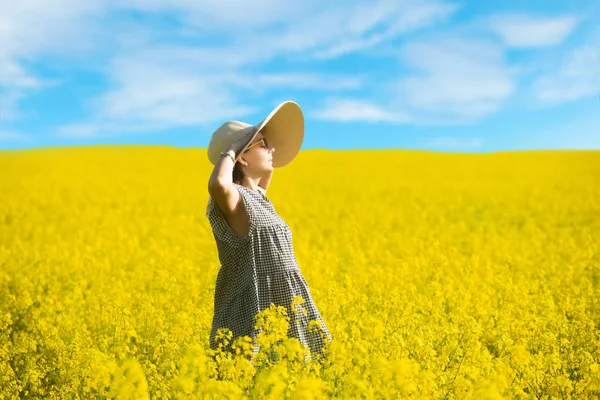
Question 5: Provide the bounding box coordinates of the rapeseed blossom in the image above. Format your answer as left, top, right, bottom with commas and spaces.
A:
0, 147, 598, 398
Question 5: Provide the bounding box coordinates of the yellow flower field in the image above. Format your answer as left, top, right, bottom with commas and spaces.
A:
0, 146, 599, 399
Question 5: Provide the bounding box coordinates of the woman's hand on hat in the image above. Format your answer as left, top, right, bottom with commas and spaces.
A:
227, 130, 256, 157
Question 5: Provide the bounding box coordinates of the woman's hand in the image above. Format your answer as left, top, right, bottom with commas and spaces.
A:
227, 129, 256, 158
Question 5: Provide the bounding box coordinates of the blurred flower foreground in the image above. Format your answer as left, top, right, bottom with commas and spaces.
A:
1, 147, 599, 399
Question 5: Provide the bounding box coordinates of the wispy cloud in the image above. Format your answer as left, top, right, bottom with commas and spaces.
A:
393, 36, 514, 124
0, 1, 107, 117
0, 1, 104, 56
56, 51, 366, 137
240, 73, 363, 91
517, 112, 600, 150
312, 98, 408, 123
0, 59, 46, 89
57, 55, 256, 138
117, 0, 314, 32
0, 130, 32, 142
423, 136, 485, 149
488, 14, 577, 48
310, 1, 457, 59
54, 0, 454, 137
166, 0, 458, 61
0, 91, 28, 120
531, 44, 600, 105
1, 0, 598, 151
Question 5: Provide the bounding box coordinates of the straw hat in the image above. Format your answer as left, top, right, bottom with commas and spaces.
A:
207, 101, 304, 168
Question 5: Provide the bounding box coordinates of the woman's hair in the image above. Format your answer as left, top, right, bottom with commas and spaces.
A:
232, 159, 245, 184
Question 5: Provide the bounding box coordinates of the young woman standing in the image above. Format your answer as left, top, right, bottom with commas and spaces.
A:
205, 101, 332, 361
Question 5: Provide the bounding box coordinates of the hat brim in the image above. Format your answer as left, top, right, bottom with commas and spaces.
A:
237, 101, 304, 168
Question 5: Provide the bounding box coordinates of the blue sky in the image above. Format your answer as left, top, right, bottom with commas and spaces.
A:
0, 0, 599, 153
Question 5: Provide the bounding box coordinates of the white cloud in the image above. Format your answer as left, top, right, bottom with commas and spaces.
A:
264, 1, 455, 60
33, 0, 455, 137
0, 0, 457, 140
423, 136, 484, 149
56, 124, 103, 139
311, 1, 457, 59
0, 1, 104, 57
117, 0, 313, 32
394, 36, 514, 124
56, 55, 257, 137
0, 130, 32, 142
56, 49, 368, 136
243, 73, 362, 91
516, 113, 600, 150
56, 121, 177, 139
114, 0, 456, 65
0, 0, 107, 119
101, 59, 251, 123
0, 91, 30, 120
0, 59, 45, 89
117, 0, 456, 59
531, 44, 600, 105
488, 14, 577, 48
312, 98, 408, 123
0, 58, 58, 121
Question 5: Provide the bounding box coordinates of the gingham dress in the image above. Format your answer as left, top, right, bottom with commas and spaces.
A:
206, 183, 332, 358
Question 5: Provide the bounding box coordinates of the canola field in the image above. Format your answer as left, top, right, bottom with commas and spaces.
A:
0, 146, 599, 399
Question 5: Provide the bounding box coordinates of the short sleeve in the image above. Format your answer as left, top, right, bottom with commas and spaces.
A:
205, 185, 255, 248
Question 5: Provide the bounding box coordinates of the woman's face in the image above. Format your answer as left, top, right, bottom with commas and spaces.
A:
242, 132, 275, 173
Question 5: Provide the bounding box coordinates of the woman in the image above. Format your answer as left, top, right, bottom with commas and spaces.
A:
205, 101, 332, 362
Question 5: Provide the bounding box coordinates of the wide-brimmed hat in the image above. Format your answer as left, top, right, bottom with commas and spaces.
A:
207, 101, 304, 168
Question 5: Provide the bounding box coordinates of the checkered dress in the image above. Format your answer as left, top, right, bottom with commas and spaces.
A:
206, 183, 332, 359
